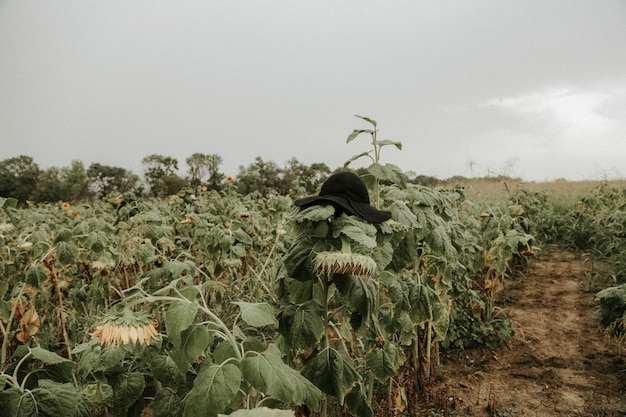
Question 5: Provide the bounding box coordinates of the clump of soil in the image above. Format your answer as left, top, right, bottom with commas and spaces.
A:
433, 249, 625, 416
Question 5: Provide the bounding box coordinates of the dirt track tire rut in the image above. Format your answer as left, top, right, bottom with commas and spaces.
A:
435, 249, 626, 417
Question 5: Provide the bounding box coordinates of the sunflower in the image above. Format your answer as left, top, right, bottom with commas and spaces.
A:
92, 310, 159, 347
61, 202, 71, 209
313, 251, 377, 277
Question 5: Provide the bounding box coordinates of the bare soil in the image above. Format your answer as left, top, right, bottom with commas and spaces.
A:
433, 249, 626, 417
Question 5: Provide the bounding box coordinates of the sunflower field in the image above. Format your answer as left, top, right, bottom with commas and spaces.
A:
6, 117, 625, 417
0, 158, 543, 417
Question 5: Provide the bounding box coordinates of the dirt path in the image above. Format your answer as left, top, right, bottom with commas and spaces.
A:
436, 249, 626, 416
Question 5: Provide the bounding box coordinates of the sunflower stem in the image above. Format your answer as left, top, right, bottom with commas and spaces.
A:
339, 234, 352, 254
320, 271, 332, 417
1, 284, 25, 366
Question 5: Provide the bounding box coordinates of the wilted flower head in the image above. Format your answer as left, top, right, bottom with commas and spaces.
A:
0, 223, 16, 234
314, 251, 377, 277
14, 302, 40, 342
92, 310, 159, 347
17, 241, 33, 250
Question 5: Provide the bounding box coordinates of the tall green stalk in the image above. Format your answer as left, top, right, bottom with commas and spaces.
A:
344, 115, 402, 210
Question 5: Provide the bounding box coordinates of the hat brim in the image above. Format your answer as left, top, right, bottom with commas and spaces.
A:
294, 195, 391, 223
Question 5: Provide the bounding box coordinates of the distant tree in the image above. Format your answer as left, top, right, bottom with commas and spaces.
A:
186, 153, 225, 190
87, 163, 139, 198
142, 154, 179, 197
162, 174, 189, 196
281, 158, 330, 195
412, 175, 442, 187
0, 155, 40, 203
34, 167, 66, 202
304, 162, 331, 193
34, 160, 90, 202
235, 157, 282, 195
64, 160, 91, 200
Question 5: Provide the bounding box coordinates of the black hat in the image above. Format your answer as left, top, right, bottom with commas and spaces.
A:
294, 172, 392, 223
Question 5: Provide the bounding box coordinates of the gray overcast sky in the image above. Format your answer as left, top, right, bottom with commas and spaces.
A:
2, 1, 626, 181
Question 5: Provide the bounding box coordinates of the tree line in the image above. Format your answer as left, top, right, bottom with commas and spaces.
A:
0, 153, 335, 205
1, 153, 512, 205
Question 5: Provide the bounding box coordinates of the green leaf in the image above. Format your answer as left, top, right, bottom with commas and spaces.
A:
334, 274, 376, 330
409, 283, 450, 340
165, 301, 198, 346
233, 228, 253, 245
379, 271, 408, 307
213, 340, 239, 364
233, 302, 279, 328
164, 260, 196, 279
149, 354, 185, 387
278, 301, 325, 351
343, 151, 371, 167
31, 380, 90, 417
112, 372, 145, 409
331, 215, 378, 248
354, 114, 377, 127
76, 348, 100, 379
409, 283, 437, 324
171, 324, 212, 373
338, 225, 377, 249
38, 361, 75, 384
85, 231, 108, 253
154, 388, 183, 417
426, 218, 458, 262
376, 139, 402, 150
293, 205, 335, 223
595, 283, 626, 327
390, 201, 419, 228
24, 264, 48, 287
344, 383, 373, 417
0, 197, 18, 209
367, 163, 408, 185
301, 346, 361, 404
99, 346, 126, 370
284, 279, 314, 304
346, 129, 374, 144
241, 344, 322, 410
183, 363, 242, 417
365, 342, 399, 381
0, 388, 28, 416
283, 235, 316, 282
53, 227, 73, 243
56, 241, 80, 264
30, 347, 71, 365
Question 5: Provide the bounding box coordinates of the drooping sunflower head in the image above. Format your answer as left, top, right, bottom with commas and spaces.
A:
313, 251, 377, 277
92, 310, 159, 347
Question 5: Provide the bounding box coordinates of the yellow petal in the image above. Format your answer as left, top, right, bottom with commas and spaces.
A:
128, 326, 139, 345
120, 325, 130, 345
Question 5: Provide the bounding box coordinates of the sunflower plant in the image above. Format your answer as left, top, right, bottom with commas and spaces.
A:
279, 204, 401, 417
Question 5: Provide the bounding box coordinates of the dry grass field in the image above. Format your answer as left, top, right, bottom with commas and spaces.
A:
439, 178, 626, 205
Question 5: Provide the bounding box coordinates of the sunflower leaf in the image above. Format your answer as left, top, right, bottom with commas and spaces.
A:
301, 346, 361, 404
165, 302, 198, 347
183, 363, 242, 417
233, 302, 279, 328
241, 344, 322, 410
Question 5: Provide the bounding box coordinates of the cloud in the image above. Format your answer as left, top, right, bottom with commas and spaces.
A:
481, 87, 625, 147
